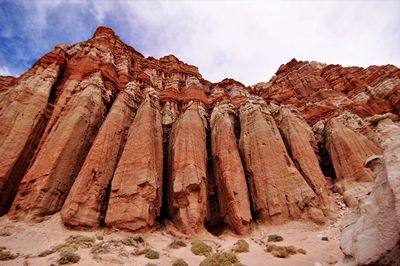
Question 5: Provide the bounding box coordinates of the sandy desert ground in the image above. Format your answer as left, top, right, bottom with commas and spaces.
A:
0, 194, 351, 266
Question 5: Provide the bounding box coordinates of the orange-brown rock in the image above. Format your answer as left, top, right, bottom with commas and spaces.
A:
0, 48, 66, 215
1, 26, 399, 236
238, 98, 326, 224
278, 107, 335, 217
168, 101, 208, 235
211, 102, 252, 234
60, 82, 142, 227
325, 118, 382, 206
9, 72, 110, 220
105, 88, 163, 231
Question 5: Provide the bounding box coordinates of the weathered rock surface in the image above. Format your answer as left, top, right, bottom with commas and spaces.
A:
168, 101, 208, 234
0, 49, 66, 215
238, 98, 326, 224
340, 118, 400, 265
105, 88, 163, 231
278, 107, 335, 217
0, 26, 399, 237
211, 102, 252, 234
60, 82, 141, 227
325, 118, 382, 206
9, 72, 110, 220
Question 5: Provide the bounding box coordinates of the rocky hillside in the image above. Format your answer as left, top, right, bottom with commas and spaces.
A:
0, 26, 398, 243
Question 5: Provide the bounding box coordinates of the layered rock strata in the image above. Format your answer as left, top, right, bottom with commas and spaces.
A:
211, 102, 252, 234
0, 26, 399, 236
0, 49, 66, 215
9, 72, 110, 220
341, 118, 400, 264
60, 81, 142, 227
238, 98, 326, 224
168, 101, 208, 234
325, 118, 382, 206
105, 88, 163, 231
278, 107, 335, 217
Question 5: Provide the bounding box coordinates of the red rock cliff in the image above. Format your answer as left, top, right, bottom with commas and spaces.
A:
0, 26, 398, 235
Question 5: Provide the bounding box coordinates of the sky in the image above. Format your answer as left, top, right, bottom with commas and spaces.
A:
0, 0, 399, 85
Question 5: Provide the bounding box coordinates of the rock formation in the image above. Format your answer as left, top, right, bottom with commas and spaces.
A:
0, 26, 399, 236
105, 88, 163, 231
325, 118, 382, 206
60, 81, 142, 227
211, 102, 252, 234
340, 118, 400, 265
167, 101, 208, 235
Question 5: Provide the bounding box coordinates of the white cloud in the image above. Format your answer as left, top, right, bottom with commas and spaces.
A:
5, 0, 400, 84
0, 66, 15, 76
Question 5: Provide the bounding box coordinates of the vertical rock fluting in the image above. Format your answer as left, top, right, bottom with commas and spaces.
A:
278, 107, 335, 217
210, 102, 252, 234
238, 99, 326, 224
325, 118, 382, 206
9, 72, 110, 220
105, 88, 163, 231
60, 82, 142, 227
0, 49, 65, 215
168, 101, 208, 235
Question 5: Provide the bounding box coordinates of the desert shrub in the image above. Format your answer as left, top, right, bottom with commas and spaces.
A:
172, 258, 189, 266
57, 250, 80, 264
199, 252, 239, 266
38, 249, 54, 257
95, 233, 104, 240
0, 249, 17, 261
297, 248, 307, 255
321, 236, 329, 241
91, 241, 108, 254
145, 263, 157, 266
144, 249, 159, 259
271, 249, 289, 258
232, 239, 249, 253
267, 234, 284, 242
286, 246, 297, 255
65, 235, 95, 248
191, 240, 212, 257
121, 235, 144, 246
168, 240, 187, 249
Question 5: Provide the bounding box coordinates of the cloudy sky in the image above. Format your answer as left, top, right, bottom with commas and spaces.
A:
0, 0, 399, 85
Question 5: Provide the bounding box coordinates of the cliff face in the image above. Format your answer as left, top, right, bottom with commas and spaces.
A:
0, 26, 399, 236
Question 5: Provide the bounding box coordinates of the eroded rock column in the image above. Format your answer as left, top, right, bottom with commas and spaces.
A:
9, 72, 110, 220
60, 82, 142, 227
211, 102, 252, 234
0, 49, 65, 215
168, 101, 208, 235
105, 88, 163, 231
239, 99, 325, 224
325, 118, 382, 206
278, 107, 335, 217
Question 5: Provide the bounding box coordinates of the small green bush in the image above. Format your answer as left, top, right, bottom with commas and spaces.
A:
321, 236, 329, 241
0, 249, 17, 261
121, 235, 144, 246
191, 240, 212, 257
286, 246, 297, 255
65, 235, 95, 248
95, 233, 104, 240
199, 252, 239, 266
168, 240, 187, 249
144, 249, 159, 259
38, 249, 54, 257
267, 234, 284, 242
172, 258, 189, 266
57, 250, 80, 264
232, 239, 249, 253
297, 248, 307, 255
